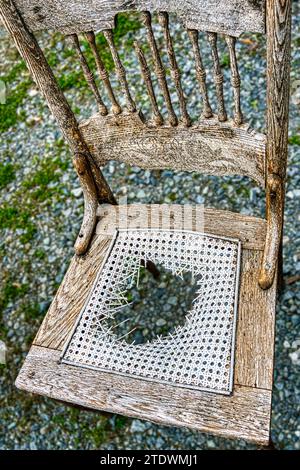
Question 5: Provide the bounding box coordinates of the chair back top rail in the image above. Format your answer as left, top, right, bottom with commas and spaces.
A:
13, 0, 266, 37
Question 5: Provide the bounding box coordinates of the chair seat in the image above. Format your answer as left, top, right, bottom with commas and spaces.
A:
15, 204, 277, 445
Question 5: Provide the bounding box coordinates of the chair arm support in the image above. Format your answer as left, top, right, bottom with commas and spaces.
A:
73, 153, 98, 255
259, 175, 284, 290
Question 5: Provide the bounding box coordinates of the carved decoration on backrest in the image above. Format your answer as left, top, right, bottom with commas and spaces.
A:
158, 11, 191, 127
134, 41, 164, 126
187, 29, 213, 119
141, 11, 178, 127
68, 33, 108, 116
85, 31, 122, 115
79, 111, 266, 187
103, 29, 136, 113
70, 11, 246, 126
64, 10, 264, 185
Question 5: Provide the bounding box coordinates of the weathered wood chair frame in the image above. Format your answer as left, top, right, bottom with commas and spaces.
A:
0, 0, 292, 446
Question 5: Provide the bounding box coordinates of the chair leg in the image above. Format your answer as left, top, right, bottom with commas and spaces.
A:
141, 259, 160, 280
259, 438, 278, 450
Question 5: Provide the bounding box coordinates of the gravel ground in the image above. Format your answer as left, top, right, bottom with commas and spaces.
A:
0, 4, 299, 450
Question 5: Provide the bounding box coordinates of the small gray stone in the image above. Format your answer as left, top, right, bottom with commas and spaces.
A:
156, 318, 167, 327
136, 189, 146, 199
130, 420, 147, 433
71, 187, 82, 198
168, 296, 178, 306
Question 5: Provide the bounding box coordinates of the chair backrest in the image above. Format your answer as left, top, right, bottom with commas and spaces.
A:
0, 0, 292, 289
2, 0, 268, 184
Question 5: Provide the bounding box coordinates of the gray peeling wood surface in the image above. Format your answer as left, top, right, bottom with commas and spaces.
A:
80, 112, 266, 187
15, 346, 272, 445
13, 0, 266, 36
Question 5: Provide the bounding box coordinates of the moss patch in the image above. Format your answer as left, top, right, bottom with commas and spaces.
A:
0, 276, 29, 312
0, 162, 16, 189
21, 155, 68, 203
289, 135, 300, 146
49, 13, 142, 92
0, 61, 32, 133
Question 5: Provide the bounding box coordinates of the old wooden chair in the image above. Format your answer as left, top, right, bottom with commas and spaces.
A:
1, 0, 292, 446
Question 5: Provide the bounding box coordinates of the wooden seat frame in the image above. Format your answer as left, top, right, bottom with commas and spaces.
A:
0, 0, 292, 446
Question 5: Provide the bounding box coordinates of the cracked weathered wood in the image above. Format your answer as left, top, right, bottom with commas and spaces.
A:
68, 33, 107, 116
16, 345, 272, 445
13, 1, 266, 36
0, 0, 116, 257
85, 31, 121, 115
72, 153, 98, 255
79, 111, 266, 187
259, 0, 292, 289
158, 11, 191, 127
134, 41, 163, 126
103, 29, 136, 113
207, 32, 227, 122
141, 11, 177, 127
17, 204, 276, 445
188, 29, 213, 119
225, 35, 243, 126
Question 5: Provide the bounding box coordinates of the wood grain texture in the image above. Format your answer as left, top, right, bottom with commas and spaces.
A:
103, 29, 136, 113
85, 31, 122, 116
72, 153, 99, 255
265, 0, 291, 180
188, 29, 213, 119
225, 35, 243, 125
95, 205, 267, 251
134, 40, 163, 126
13, 1, 266, 36
158, 11, 191, 127
79, 111, 266, 186
34, 235, 113, 350
68, 33, 108, 116
259, 0, 291, 289
207, 32, 227, 122
33, 204, 267, 350
16, 345, 272, 445
235, 249, 277, 390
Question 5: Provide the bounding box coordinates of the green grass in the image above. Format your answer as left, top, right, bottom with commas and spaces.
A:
289, 135, 300, 146
23, 303, 41, 321
221, 53, 230, 68
0, 277, 29, 312
21, 155, 67, 202
0, 61, 31, 133
51, 13, 142, 91
0, 204, 37, 243
0, 205, 32, 230
0, 162, 16, 189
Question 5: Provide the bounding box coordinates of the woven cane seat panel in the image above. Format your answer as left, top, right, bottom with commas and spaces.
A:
61, 229, 241, 395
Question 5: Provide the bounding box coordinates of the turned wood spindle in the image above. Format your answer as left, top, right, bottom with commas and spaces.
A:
187, 29, 213, 119
103, 29, 136, 113
141, 11, 177, 127
207, 32, 227, 122
158, 11, 191, 127
134, 41, 163, 126
68, 34, 107, 116
85, 31, 121, 115
225, 35, 243, 125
